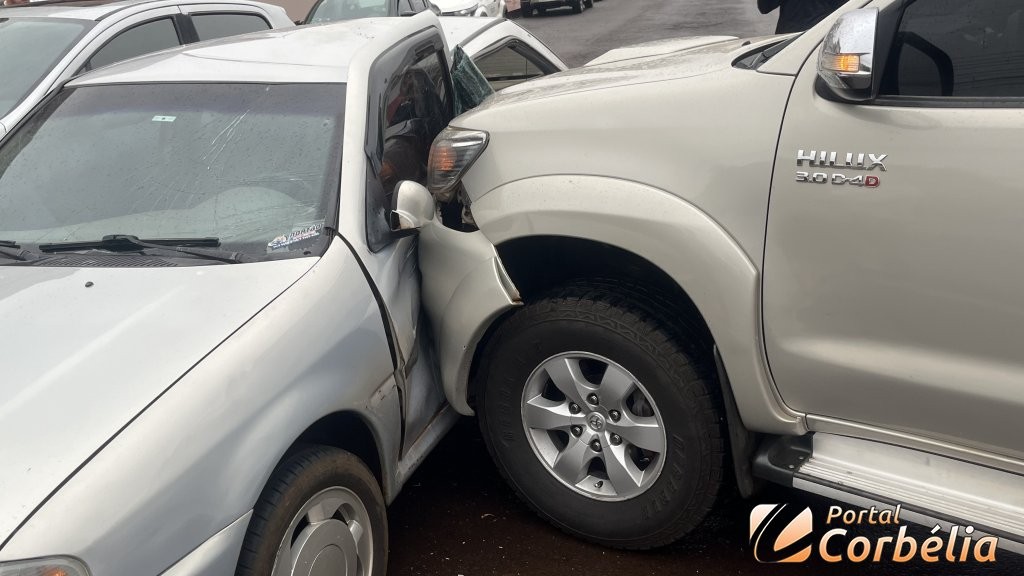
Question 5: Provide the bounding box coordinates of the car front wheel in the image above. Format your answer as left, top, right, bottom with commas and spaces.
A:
236, 446, 387, 576
571, 0, 583, 13
477, 283, 724, 549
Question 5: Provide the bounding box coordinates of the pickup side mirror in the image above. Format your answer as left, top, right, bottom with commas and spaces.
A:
818, 8, 879, 102
391, 180, 435, 234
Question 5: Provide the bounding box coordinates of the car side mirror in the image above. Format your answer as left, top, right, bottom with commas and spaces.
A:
818, 8, 879, 102
391, 180, 435, 234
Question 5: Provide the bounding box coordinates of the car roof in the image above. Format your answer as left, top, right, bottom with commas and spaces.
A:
69, 13, 441, 86
0, 0, 266, 21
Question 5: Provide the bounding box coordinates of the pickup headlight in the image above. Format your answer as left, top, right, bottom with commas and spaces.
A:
0, 557, 90, 576
427, 126, 489, 196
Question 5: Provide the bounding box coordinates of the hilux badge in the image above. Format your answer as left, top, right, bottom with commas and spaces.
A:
795, 150, 887, 188
797, 150, 887, 171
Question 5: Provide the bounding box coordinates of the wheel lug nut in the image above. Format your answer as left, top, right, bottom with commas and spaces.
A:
568, 403, 581, 414
610, 434, 622, 446
571, 425, 583, 437
609, 410, 621, 422
586, 393, 599, 406
589, 439, 602, 452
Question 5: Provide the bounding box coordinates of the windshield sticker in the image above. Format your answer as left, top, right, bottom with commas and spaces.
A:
268, 221, 325, 251
152, 115, 177, 123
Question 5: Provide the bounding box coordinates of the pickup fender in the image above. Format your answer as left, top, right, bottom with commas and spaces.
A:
470, 174, 805, 435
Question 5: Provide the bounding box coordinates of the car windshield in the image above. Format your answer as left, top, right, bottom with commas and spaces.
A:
0, 83, 345, 262
0, 18, 91, 119
308, 0, 390, 23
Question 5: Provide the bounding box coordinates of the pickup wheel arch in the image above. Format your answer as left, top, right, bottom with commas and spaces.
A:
466, 175, 805, 436
469, 237, 716, 400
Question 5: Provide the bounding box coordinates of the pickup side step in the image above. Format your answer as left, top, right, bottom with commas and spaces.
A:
755, 433, 1024, 553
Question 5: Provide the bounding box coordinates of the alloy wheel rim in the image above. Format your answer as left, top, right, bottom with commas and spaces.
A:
520, 352, 668, 501
271, 487, 374, 576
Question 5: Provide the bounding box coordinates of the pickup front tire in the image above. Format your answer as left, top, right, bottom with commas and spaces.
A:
477, 284, 724, 549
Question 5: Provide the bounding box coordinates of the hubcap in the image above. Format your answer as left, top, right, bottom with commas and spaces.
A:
520, 352, 667, 501
271, 487, 374, 576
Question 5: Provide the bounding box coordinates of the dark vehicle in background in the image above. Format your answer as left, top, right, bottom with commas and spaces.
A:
522, 0, 598, 17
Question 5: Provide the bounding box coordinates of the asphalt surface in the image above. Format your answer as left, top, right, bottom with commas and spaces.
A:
383, 1, 1024, 575
388, 422, 1024, 576
512, 0, 775, 67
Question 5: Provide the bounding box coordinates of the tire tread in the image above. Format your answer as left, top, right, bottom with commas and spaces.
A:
477, 281, 725, 550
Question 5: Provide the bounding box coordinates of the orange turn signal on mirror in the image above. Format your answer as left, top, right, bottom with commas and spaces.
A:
824, 53, 861, 73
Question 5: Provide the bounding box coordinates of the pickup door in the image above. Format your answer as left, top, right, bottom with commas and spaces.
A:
763, 0, 1024, 459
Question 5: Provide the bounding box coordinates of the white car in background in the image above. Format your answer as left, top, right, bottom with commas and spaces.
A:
430, 0, 505, 17
439, 16, 566, 89
306, 11, 566, 90
0, 0, 292, 137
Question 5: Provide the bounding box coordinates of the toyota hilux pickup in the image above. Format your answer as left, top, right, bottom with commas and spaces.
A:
400, 0, 1024, 555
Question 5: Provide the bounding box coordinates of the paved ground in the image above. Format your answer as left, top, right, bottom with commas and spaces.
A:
388, 421, 1024, 575
513, 0, 776, 67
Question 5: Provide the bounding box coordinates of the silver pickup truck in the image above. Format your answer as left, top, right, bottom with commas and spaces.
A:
401, 0, 1024, 555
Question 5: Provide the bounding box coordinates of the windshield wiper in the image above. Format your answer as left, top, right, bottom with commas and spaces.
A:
38, 235, 252, 264
0, 240, 39, 262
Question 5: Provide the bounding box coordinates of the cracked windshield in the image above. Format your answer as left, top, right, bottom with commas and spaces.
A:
0, 83, 344, 263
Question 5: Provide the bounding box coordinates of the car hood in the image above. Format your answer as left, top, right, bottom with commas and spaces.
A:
431, 0, 478, 13
0, 259, 315, 546
455, 35, 782, 116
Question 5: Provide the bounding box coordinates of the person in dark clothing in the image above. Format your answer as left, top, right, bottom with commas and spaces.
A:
758, 0, 848, 34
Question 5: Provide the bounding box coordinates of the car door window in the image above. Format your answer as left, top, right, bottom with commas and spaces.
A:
398, 0, 415, 14
881, 0, 1024, 97
87, 18, 181, 71
192, 13, 270, 41
364, 48, 452, 249
379, 50, 451, 199
452, 45, 494, 114
474, 43, 548, 90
